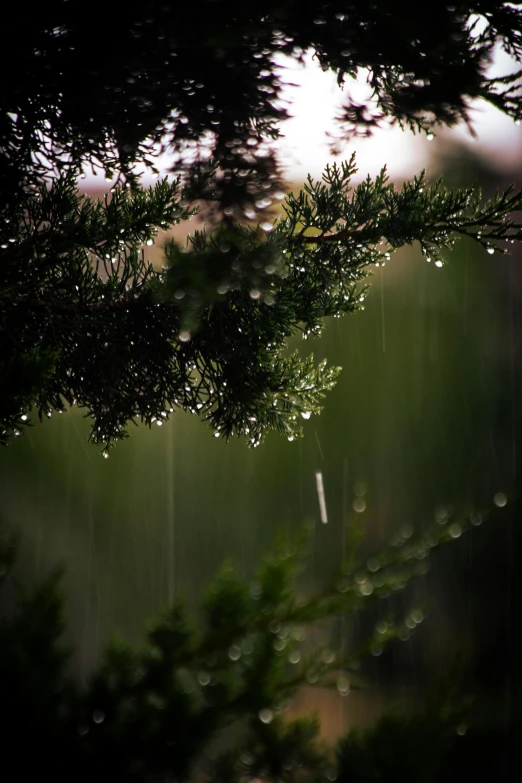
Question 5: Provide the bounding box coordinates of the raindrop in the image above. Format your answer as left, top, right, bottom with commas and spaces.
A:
156, 420, 163, 426
259, 708, 273, 724
287, 436, 294, 442
487, 247, 495, 255
449, 523, 462, 539
92, 709, 105, 724
337, 675, 350, 695
426, 133, 434, 141
179, 330, 191, 342
470, 511, 483, 526
249, 289, 261, 299
288, 650, 301, 664
493, 492, 507, 508
301, 411, 311, 419
78, 725, 89, 736
457, 724, 467, 736
435, 260, 443, 267
198, 671, 211, 686
102, 450, 109, 459
353, 497, 366, 513
321, 649, 335, 664
21, 414, 28, 421
146, 239, 154, 246
228, 645, 241, 661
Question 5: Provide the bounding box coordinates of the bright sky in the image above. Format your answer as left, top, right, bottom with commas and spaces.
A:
274, 49, 522, 184
85, 47, 521, 189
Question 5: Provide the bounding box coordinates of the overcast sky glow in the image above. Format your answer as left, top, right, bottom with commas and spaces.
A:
274, 49, 522, 184
85, 47, 521, 189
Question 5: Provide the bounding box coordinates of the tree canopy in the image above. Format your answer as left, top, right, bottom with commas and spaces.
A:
1, 1, 522, 451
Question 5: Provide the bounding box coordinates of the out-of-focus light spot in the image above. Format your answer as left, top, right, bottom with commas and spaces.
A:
337, 675, 350, 695
449, 523, 462, 539
493, 492, 507, 507
353, 497, 366, 513
259, 708, 274, 724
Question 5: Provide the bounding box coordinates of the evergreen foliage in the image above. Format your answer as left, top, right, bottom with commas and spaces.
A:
1, 514, 482, 782
1, 2, 522, 451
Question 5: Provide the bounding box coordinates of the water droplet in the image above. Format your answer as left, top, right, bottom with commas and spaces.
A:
411, 609, 424, 624
198, 671, 211, 686
427, 133, 434, 141
353, 497, 366, 513
449, 523, 462, 539
92, 709, 105, 724
493, 492, 507, 508
487, 247, 495, 255
259, 708, 273, 724
102, 450, 109, 459
435, 260, 443, 267
288, 650, 301, 664
337, 675, 350, 695
470, 511, 482, 526
21, 414, 28, 421
301, 411, 311, 420
321, 649, 335, 664
179, 330, 191, 342
249, 289, 261, 299
156, 419, 163, 426
287, 436, 294, 442
457, 724, 467, 736
228, 645, 241, 661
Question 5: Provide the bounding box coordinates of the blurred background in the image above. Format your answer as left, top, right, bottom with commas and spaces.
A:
1, 52, 521, 741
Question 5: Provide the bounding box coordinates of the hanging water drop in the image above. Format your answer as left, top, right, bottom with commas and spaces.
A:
259, 708, 273, 724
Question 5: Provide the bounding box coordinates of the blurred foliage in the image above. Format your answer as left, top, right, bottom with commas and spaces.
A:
0, 513, 500, 782
2, 2, 521, 211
